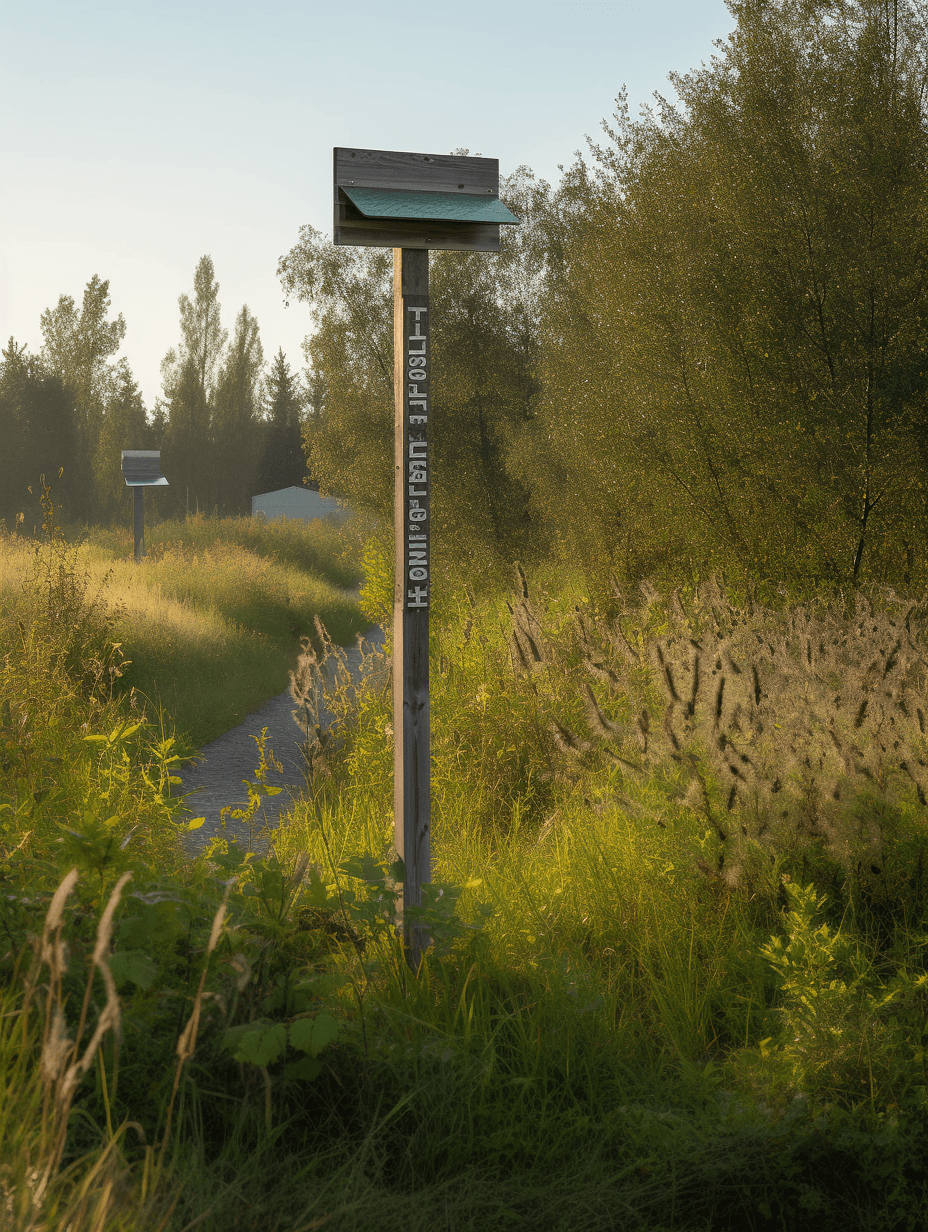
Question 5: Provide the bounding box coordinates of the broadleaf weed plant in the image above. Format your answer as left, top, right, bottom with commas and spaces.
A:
738, 878, 928, 1111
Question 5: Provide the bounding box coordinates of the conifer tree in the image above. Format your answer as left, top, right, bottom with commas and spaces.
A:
256, 348, 306, 495
0, 339, 82, 526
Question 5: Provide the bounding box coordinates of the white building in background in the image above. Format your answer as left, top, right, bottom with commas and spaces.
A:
251, 486, 350, 524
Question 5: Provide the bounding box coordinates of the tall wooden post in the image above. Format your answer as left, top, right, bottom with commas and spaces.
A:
333, 146, 520, 973
394, 247, 431, 968
133, 486, 145, 562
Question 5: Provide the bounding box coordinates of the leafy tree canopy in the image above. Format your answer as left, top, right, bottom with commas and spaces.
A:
518, 0, 928, 594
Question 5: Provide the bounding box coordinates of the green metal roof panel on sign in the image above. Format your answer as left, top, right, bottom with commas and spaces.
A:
343, 186, 520, 225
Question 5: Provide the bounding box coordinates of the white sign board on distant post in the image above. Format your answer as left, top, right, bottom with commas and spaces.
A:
121, 451, 168, 562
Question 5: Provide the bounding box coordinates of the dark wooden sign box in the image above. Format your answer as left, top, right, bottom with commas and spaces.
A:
333, 147, 518, 252
122, 450, 168, 563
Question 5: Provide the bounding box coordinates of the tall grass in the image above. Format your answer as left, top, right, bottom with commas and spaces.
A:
263, 573, 928, 1227
89, 511, 361, 590
1, 514, 366, 746
5, 513, 928, 1230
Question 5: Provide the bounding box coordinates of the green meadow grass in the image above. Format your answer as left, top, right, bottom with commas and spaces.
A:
4, 522, 928, 1230
90, 510, 361, 589
0, 515, 366, 746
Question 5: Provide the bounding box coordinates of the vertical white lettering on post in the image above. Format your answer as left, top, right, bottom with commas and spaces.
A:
405, 305, 429, 609
394, 247, 431, 971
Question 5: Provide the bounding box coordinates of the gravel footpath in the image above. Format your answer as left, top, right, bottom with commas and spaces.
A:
177, 627, 384, 855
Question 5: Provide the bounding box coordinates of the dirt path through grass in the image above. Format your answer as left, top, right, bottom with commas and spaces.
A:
177, 626, 384, 853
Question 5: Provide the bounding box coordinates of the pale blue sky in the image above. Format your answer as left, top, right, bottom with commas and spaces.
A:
1, 0, 733, 407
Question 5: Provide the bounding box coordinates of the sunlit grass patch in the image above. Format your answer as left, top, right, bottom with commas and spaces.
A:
0, 536, 32, 605
88, 512, 362, 590
2, 518, 366, 747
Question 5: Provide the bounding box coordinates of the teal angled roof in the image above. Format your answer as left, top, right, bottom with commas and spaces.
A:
343, 186, 520, 225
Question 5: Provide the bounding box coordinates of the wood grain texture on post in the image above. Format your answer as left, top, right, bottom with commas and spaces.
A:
134, 487, 144, 563
393, 247, 431, 967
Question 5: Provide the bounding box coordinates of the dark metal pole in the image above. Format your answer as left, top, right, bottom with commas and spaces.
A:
133, 487, 144, 562
393, 247, 431, 969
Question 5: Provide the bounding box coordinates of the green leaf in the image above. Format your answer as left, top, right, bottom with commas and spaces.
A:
289, 1012, 340, 1057
222, 1021, 287, 1066
119, 899, 185, 949
111, 722, 143, 742
294, 972, 350, 998
108, 950, 158, 990
185, 816, 206, 831
300, 868, 331, 908
339, 854, 386, 885
284, 1056, 323, 1082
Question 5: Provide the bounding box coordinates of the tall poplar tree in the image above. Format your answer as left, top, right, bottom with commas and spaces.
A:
212, 305, 264, 513
39, 275, 127, 519
94, 360, 151, 523
161, 256, 227, 515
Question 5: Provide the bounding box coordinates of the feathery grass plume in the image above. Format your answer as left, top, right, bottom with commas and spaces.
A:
506, 570, 548, 676
560, 576, 928, 894
290, 618, 386, 783
30, 867, 78, 990
549, 720, 591, 758
36, 872, 131, 1205
11, 869, 135, 1221
584, 682, 621, 739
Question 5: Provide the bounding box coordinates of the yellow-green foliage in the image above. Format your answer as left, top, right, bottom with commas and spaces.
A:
273, 568, 928, 1119
0, 531, 198, 891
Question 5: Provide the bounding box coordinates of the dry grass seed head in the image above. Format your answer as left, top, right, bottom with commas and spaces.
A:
37, 867, 79, 975
40, 1004, 73, 1087
59, 871, 132, 1101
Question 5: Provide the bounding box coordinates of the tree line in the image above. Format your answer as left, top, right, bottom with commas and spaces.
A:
0, 260, 307, 531
279, 0, 928, 597
6, 0, 925, 598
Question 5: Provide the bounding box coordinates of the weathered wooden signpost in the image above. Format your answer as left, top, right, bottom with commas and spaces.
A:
333, 147, 520, 967
121, 450, 168, 562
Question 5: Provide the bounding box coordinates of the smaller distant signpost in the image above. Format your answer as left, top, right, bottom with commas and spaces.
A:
121, 451, 168, 562
333, 147, 520, 968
